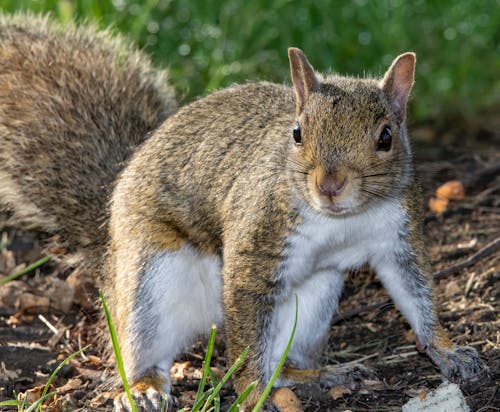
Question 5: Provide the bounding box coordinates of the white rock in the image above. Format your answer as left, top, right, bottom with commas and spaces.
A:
402, 383, 470, 412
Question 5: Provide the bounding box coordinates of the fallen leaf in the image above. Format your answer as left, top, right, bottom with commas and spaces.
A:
328, 385, 352, 400
271, 388, 303, 412
363, 379, 385, 390
418, 390, 427, 400
171, 361, 190, 380
47, 277, 74, 312
18, 292, 50, 312
87, 355, 102, 366
0, 280, 27, 308
445, 280, 461, 297
404, 329, 416, 344
58, 377, 83, 393
18, 385, 44, 404
436, 180, 465, 200
210, 366, 225, 381
428, 196, 449, 213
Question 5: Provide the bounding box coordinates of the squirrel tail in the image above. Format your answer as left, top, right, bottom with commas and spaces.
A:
0, 13, 177, 274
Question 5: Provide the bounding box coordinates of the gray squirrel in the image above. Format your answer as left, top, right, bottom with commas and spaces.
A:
0, 13, 488, 412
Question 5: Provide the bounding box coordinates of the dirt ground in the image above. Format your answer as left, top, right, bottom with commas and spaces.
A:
0, 129, 499, 411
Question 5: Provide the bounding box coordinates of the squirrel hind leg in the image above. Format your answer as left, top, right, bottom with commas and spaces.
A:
114, 371, 179, 412
111, 242, 223, 408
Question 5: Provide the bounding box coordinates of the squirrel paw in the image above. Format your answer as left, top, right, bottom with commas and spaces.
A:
432, 346, 489, 388
319, 363, 377, 390
113, 388, 178, 412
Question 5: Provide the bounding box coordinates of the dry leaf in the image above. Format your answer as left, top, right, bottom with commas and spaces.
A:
58, 377, 83, 393
210, 366, 225, 381
18, 292, 50, 312
436, 180, 465, 200
65, 269, 96, 310
404, 329, 416, 344
428, 196, 449, 213
445, 280, 461, 297
418, 390, 428, 400
44, 393, 63, 412
18, 385, 44, 404
87, 355, 102, 366
171, 361, 190, 380
271, 387, 303, 412
363, 379, 385, 390
328, 385, 352, 400
47, 277, 75, 312
0, 280, 28, 308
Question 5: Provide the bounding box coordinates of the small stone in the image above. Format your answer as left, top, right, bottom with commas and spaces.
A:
402, 383, 470, 412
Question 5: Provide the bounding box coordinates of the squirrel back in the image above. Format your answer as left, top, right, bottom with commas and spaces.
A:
0, 13, 177, 272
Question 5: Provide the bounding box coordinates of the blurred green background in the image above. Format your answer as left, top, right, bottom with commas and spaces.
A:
1, 0, 499, 128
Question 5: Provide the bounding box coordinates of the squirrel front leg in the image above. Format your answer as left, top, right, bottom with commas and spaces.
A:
222, 235, 374, 411
370, 200, 489, 386
222, 250, 282, 411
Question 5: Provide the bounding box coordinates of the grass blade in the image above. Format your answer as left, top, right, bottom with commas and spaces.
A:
39, 345, 90, 412
227, 380, 258, 412
99, 289, 137, 412
200, 346, 250, 412
194, 325, 217, 405
207, 368, 220, 412
0, 399, 23, 406
24, 391, 57, 412
0, 255, 51, 286
191, 324, 217, 412
252, 295, 298, 412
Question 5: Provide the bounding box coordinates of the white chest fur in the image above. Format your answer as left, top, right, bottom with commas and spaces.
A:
281, 199, 408, 285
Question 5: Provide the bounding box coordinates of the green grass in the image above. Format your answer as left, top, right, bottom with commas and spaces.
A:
0, 255, 51, 286
1, 0, 498, 125
0, 345, 89, 412
99, 290, 138, 412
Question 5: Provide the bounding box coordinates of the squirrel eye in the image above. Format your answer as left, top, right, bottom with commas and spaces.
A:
293, 123, 302, 145
376, 126, 392, 151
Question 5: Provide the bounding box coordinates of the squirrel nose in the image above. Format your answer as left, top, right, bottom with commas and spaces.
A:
317, 174, 346, 197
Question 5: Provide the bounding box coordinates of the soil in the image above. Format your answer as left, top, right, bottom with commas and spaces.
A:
0, 132, 499, 411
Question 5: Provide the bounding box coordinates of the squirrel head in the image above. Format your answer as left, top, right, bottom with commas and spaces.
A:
287, 47, 416, 216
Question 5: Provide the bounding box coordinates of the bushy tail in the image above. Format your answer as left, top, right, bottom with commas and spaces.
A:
0, 13, 177, 273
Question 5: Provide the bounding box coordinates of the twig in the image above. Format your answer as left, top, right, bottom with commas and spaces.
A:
38, 314, 58, 334
341, 352, 379, 366
434, 236, 500, 279
332, 299, 392, 324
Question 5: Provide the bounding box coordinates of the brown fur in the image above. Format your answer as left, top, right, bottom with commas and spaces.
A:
0, 13, 177, 275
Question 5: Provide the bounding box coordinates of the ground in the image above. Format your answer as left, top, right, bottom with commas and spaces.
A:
0, 131, 499, 411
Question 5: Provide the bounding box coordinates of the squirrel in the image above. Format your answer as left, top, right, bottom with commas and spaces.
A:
0, 13, 489, 412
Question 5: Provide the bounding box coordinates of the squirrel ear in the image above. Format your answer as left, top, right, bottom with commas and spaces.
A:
288, 47, 319, 114
380, 52, 416, 123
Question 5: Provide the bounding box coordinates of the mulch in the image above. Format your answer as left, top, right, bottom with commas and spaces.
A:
0, 133, 499, 411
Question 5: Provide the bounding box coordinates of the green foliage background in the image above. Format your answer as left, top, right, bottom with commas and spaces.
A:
2, 0, 499, 124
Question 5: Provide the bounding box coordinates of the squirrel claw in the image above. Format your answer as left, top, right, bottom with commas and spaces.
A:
431, 346, 490, 390
319, 363, 378, 390
113, 388, 178, 412
428, 346, 490, 392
